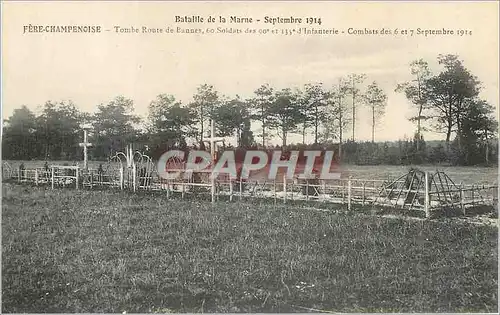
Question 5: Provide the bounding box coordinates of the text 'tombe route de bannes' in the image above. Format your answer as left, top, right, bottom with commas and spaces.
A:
22, 14, 474, 37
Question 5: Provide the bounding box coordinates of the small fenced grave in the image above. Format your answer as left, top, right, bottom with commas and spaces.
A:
2, 160, 497, 219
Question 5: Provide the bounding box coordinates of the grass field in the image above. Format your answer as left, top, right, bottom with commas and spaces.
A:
2, 183, 498, 313
344, 165, 498, 185
3, 160, 498, 185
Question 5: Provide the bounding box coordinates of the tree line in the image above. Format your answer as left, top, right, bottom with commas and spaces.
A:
2, 54, 497, 166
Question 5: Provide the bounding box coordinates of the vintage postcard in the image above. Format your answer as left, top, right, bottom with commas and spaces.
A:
1, 0, 498, 313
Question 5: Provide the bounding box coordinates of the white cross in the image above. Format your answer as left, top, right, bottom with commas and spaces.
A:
206, 118, 226, 204
206, 119, 225, 163
79, 129, 92, 170
126, 144, 134, 168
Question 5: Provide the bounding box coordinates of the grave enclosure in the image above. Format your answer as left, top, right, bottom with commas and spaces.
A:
2, 154, 497, 218
2, 122, 498, 218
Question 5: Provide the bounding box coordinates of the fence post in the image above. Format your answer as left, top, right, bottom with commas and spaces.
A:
460, 182, 465, 216
51, 167, 55, 190
494, 185, 499, 206
347, 176, 352, 211
182, 181, 185, 199
211, 172, 216, 204
306, 179, 309, 201
471, 184, 475, 207
362, 182, 366, 206
342, 180, 345, 203
132, 164, 137, 192
35, 169, 39, 186
229, 178, 233, 202
165, 179, 170, 199
239, 179, 242, 201
216, 173, 220, 202
120, 167, 124, 190
424, 171, 430, 218
322, 180, 326, 203
75, 166, 79, 190
274, 179, 277, 206
283, 174, 287, 204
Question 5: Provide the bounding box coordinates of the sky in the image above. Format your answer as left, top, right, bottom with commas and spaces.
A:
2, 1, 498, 145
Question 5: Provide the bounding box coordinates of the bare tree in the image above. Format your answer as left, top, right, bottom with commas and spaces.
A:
302, 83, 330, 144
395, 59, 431, 150
266, 88, 305, 147
364, 81, 387, 143
328, 78, 351, 161
252, 84, 274, 147
347, 73, 366, 141
189, 84, 219, 148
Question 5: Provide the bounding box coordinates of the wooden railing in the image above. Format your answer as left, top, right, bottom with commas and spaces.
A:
3, 165, 497, 218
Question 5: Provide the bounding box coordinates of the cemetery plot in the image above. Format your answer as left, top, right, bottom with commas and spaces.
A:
3, 158, 497, 218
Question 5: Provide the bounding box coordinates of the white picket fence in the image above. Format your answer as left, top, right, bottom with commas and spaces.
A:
3, 163, 498, 218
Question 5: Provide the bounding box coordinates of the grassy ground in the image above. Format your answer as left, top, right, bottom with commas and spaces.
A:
2, 183, 498, 313
343, 165, 498, 185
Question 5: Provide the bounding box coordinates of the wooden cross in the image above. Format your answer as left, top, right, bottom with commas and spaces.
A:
206, 118, 226, 204
79, 129, 92, 170
206, 118, 225, 162
126, 144, 134, 168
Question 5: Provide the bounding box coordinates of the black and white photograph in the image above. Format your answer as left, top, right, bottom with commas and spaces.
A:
1, 0, 498, 313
